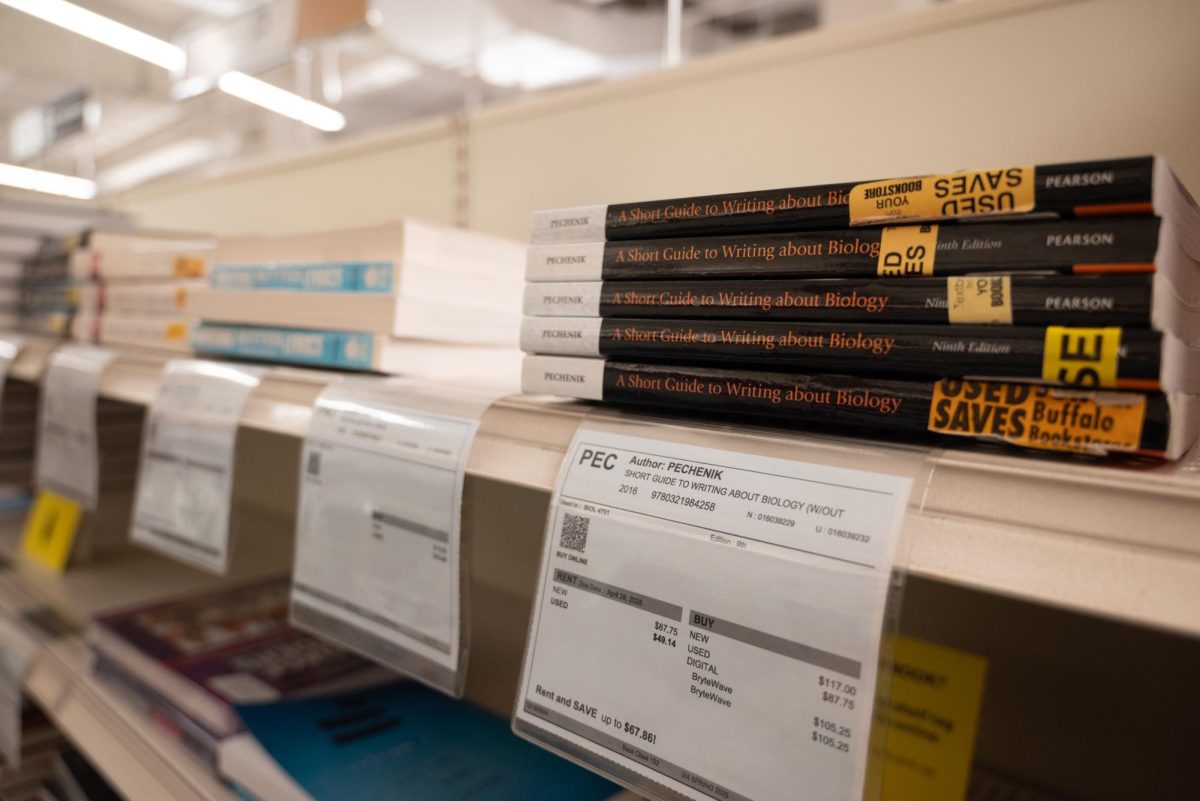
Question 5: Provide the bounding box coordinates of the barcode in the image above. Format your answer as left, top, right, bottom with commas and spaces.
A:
307, 451, 322, 477
559, 513, 589, 552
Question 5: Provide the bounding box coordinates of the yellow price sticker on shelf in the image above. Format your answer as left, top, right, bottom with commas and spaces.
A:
879, 637, 988, 801
21, 490, 83, 572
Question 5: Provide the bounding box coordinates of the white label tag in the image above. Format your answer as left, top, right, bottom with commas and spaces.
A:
515, 429, 913, 801
0, 616, 40, 766
291, 379, 485, 696
0, 335, 24, 439
36, 345, 116, 510
0, 336, 25, 418
131, 360, 262, 574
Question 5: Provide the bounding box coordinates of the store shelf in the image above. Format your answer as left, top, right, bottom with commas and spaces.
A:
0, 514, 273, 801
9, 341, 1200, 642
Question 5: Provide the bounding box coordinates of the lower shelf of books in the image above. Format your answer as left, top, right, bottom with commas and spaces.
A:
0, 515, 246, 801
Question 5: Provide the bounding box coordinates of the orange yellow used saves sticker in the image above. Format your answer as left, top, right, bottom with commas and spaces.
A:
850, 166, 1035, 225
927, 379, 1145, 454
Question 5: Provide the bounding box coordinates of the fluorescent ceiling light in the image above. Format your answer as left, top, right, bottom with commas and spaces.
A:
478, 32, 605, 91
0, 0, 185, 72
162, 0, 250, 17
0, 162, 96, 200
218, 71, 346, 132
99, 138, 220, 194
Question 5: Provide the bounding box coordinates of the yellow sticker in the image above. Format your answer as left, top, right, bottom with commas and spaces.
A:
928, 378, 1145, 454
946, 276, 1012, 324
850, 166, 1035, 225
164, 322, 189, 341
21, 490, 83, 572
175, 286, 188, 309
877, 225, 938, 277
1042, 326, 1121, 387
880, 637, 987, 801
174, 256, 205, 278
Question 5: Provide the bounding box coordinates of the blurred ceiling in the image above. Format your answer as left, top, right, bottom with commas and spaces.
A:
0, 0, 940, 214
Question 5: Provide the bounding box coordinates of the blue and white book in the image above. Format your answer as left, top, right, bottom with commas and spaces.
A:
218, 681, 626, 801
191, 323, 521, 386
187, 288, 519, 344
209, 219, 525, 306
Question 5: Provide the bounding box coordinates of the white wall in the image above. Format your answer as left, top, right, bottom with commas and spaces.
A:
114, 0, 1200, 242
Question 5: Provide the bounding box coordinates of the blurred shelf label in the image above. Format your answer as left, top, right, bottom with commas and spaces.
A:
131, 360, 262, 574
515, 428, 913, 801
0, 335, 25, 424
36, 345, 116, 510
21, 489, 82, 572
291, 378, 489, 697
0, 616, 40, 766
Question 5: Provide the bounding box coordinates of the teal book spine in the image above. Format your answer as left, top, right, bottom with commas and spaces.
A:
191, 323, 376, 370
209, 262, 394, 293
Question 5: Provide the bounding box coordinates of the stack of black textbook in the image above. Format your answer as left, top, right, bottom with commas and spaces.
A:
521, 156, 1200, 458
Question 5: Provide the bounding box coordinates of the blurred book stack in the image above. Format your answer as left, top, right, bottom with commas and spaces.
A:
60, 229, 213, 356
522, 156, 1200, 459
20, 238, 73, 340
188, 219, 525, 383
0, 376, 38, 492
0, 256, 20, 334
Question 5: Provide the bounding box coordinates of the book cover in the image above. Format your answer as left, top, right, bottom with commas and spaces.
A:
521, 318, 1196, 392
91, 655, 223, 767
521, 355, 1191, 459
230, 681, 620, 801
530, 157, 1183, 244
526, 217, 1165, 281
524, 274, 1158, 327
90, 578, 387, 736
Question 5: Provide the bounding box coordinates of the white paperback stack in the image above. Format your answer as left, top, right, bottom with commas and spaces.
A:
52, 228, 215, 355
188, 219, 525, 381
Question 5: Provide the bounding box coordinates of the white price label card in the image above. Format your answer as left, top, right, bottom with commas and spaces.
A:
291, 378, 491, 696
0, 335, 25, 416
36, 345, 116, 510
515, 426, 916, 801
0, 616, 40, 766
131, 360, 263, 574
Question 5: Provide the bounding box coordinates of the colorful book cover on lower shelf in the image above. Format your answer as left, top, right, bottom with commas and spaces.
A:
224, 681, 621, 801
89, 577, 391, 737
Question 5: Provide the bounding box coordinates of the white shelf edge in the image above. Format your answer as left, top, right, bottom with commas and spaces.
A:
8, 343, 1200, 638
